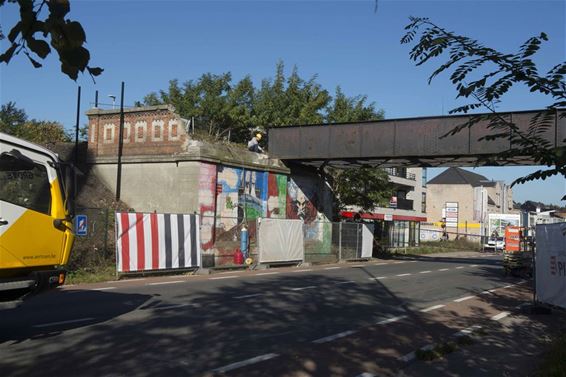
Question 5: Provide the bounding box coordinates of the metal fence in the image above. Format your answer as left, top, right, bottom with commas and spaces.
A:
68, 207, 114, 271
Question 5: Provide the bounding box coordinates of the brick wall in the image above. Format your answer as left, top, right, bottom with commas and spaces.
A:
86, 105, 189, 157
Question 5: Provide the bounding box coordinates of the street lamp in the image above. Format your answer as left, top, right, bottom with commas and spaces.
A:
108, 95, 116, 109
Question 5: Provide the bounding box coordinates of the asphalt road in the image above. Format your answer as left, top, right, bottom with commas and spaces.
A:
0, 253, 514, 377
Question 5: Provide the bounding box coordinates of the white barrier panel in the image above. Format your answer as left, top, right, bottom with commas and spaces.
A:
115, 212, 201, 273
535, 223, 566, 309
361, 224, 374, 258
258, 219, 304, 263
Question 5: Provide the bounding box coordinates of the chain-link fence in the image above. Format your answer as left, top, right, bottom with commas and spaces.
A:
68, 207, 115, 272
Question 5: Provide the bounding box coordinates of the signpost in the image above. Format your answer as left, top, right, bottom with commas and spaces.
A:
75, 214, 88, 237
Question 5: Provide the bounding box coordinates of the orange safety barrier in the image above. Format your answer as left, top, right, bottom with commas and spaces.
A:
504, 226, 522, 252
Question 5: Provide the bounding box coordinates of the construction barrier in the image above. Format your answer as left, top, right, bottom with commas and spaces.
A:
115, 212, 201, 273
258, 219, 304, 264
535, 223, 566, 309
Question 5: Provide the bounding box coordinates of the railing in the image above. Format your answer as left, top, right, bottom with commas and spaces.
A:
384, 168, 416, 181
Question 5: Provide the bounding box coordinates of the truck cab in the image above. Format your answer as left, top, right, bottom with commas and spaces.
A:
0, 132, 75, 302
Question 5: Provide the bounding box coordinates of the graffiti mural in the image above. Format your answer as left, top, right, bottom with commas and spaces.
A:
287, 175, 332, 254
267, 174, 287, 218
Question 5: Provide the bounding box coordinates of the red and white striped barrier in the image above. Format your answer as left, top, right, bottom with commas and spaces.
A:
115, 212, 201, 273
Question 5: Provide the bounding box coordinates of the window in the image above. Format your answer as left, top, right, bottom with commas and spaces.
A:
422, 168, 427, 187
0, 161, 51, 215
421, 192, 427, 213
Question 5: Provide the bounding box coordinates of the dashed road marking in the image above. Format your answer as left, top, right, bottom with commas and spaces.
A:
33, 317, 94, 328
454, 295, 476, 303
234, 293, 264, 299
377, 315, 407, 325
421, 304, 445, 312
312, 330, 356, 344
396, 273, 412, 277
419, 270, 432, 274
438, 268, 450, 272
288, 286, 317, 291
393, 261, 406, 264
491, 311, 510, 321
255, 272, 279, 276
502, 284, 515, 289
291, 269, 313, 273
370, 276, 387, 280
324, 266, 341, 270
456, 266, 465, 269
209, 276, 239, 280
351, 264, 365, 268
335, 281, 356, 285
153, 303, 200, 310
148, 280, 185, 286
471, 264, 479, 267
211, 353, 279, 373
92, 287, 116, 291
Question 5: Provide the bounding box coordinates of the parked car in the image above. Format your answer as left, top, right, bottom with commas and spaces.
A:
484, 237, 505, 251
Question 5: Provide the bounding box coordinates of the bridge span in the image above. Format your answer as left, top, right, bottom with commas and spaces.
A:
267, 109, 565, 169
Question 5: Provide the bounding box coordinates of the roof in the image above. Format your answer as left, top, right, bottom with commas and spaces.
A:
428, 167, 496, 187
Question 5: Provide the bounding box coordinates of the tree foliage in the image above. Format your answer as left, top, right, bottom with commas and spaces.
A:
327, 167, 393, 213
0, 0, 102, 80
402, 17, 566, 200
0, 101, 70, 143
142, 61, 380, 143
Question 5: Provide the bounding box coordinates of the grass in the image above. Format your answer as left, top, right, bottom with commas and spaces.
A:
537, 333, 566, 377
390, 239, 482, 256
66, 264, 116, 285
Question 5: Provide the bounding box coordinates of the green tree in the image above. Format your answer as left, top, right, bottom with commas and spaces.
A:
326, 167, 393, 213
0, 0, 102, 80
326, 86, 383, 123
0, 101, 27, 134
402, 17, 566, 199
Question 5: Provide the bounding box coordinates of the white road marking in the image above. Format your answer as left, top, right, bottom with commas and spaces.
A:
488, 288, 498, 293
148, 280, 185, 286
438, 268, 450, 272
154, 303, 200, 310
218, 270, 242, 275
396, 273, 412, 277
393, 261, 406, 264
234, 293, 264, 299
211, 353, 279, 373
373, 263, 387, 266
377, 315, 407, 325
491, 311, 510, 321
312, 330, 356, 344
454, 295, 476, 303
324, 267, 341, 270
456, 266, 465, 269
92, 287, 116, 291
356, 373, 376, 377
407, 260, 418, 263
369, 276, 387, 280
419, 270, 432, 274
335, 281, 356, 285
291, 269, 313, 273
209, 276, 239, 280
33, 317, 94, 328
288, 286, 317, 291
470, 264, 479, 267
421, 304, 445, 312
351, 264, 365, 268
255, 272, 279, 276
502, 284, 515, 289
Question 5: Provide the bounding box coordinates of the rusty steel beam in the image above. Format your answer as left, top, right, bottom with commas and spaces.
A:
267, 109, 565, 168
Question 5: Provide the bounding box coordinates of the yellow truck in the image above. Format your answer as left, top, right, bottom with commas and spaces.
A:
0, 132, 75, 302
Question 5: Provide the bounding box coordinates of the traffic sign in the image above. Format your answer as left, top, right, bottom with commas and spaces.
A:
76, 215, 88, 236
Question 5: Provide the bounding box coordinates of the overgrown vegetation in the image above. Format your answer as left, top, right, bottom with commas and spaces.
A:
0, 102, 70, 143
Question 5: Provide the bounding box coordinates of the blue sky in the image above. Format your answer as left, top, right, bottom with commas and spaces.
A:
1, 0, 565, 204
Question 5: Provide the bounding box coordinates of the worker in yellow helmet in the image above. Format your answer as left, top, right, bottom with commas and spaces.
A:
247, 132, 264, 153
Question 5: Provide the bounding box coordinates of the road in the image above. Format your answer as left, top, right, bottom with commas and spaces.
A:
0, 252, 526, 377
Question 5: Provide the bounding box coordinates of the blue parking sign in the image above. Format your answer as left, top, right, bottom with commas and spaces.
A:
76, 215, 88, 236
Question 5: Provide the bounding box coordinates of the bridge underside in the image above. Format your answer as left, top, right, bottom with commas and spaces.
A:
268, 109, 565, 169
